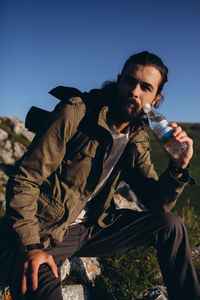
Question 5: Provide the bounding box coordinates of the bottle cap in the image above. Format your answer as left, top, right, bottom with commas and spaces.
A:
143, 103, 151, 113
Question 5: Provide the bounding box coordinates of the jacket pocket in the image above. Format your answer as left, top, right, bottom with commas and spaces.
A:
135, 140, 151, 151
36, 192, 64, 224
80, 139, 99, 158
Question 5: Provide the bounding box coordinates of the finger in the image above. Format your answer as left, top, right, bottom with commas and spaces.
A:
169, 122, 178, 128
21, 261, 28, 295
173, 131, 187, 140
31, 263, 40, 291
177, 136, 193, 146
172, 126, 183, 137
47, 257, 58, 278
21, 272, 27, 295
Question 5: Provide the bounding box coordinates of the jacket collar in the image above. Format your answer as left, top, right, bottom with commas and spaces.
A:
97, 106, 111, 133
97, 104, 145, 139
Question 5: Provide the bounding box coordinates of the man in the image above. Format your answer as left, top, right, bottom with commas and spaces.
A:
5, 51, 200, 299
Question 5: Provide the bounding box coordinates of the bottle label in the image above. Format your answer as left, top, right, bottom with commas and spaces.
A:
153, 120, 173, 144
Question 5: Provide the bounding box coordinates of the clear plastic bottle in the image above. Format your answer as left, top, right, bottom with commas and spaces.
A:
143, 104, 187, 159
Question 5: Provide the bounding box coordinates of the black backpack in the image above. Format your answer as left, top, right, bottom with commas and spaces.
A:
25, 86, 109, 156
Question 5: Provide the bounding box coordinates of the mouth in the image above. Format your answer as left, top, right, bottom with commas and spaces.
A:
125, 98, 140, 112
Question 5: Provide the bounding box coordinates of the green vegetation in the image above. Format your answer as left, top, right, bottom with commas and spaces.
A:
93, 248, 162, 300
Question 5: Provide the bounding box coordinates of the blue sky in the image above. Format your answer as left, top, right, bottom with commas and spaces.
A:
1, 0, 199, 123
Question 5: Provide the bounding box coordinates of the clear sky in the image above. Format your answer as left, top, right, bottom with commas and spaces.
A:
1, 0, 199, 123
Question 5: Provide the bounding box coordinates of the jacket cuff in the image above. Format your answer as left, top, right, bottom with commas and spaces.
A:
168, 165, 197, 186
16, 243, 44, 254
15, 226, 41, 246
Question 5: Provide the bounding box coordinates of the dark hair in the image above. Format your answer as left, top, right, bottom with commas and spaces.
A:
121, 51, 168, 95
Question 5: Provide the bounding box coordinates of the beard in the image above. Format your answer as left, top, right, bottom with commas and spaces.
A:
110, 95, 143, 123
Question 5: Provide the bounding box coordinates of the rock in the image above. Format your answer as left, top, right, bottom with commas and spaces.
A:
0, 129, 8, 142
21, 128, 35, 142
61, 284, 90, 300
61, 257, 101, 284
0, 193, 5, 201
137, 285, 168, 300
60, 259, 71, 281
192, 244, 200, 262
3, 116, 35, 142
79, 257, 101, 283
60, 257, 101, 289
0, 286, 11, 300
0, 169, 9, 185
4, 140, 12, 151
13, 142, 26, 158
0, 149, 15, 165
114, 181, 147, 212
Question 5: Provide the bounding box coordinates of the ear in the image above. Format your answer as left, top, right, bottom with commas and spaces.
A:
152, 93, 163, 106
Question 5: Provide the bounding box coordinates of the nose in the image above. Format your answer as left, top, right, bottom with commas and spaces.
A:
130, 83, 140, 98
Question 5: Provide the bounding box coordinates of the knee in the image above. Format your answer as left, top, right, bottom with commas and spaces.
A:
155, 212, 189, 252
160, 212, 185, 236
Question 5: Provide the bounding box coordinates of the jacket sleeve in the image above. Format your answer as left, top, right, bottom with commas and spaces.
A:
6, 100, 86, 246
124, 132, 189, 212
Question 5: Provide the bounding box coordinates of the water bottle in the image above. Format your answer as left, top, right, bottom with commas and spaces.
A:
143, 104, 187, 159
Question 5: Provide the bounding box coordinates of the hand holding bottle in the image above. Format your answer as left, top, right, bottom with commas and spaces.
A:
167, 121, 193, 169
143, 104, 193, 169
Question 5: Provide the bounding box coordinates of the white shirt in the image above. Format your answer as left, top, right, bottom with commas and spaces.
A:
73, 126, 129, 224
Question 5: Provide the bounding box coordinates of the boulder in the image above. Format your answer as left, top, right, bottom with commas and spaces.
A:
61, 285, 90, 300
2, 116, 35, 142
60, 257, 101, 284
0, 129, 8, 142
13, 142, 26, 158
0, 149, 15, 165
114, 180, 147, 212
137, 285, 168, 300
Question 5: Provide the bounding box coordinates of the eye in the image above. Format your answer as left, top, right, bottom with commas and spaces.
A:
141, 83, 151, 92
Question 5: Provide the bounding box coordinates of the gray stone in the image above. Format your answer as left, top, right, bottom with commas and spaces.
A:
13, 142, 26, 158
0, 129, 8, 142
61, 284, 90, 300
192, 244, 200, 263
0, 193, 5, 202
3, 116, 35, 142
0, 286, 11, 300
114, 180, 147, 212
137, 285, 168, 300
21, 128, 35, 142
60, 259, 71, 281
4, 140, 12, 151
61, 257, 101, 285
0, 170, 9, 185
0, 149, 15, 164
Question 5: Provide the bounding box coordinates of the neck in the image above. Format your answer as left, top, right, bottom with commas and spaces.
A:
111, 120, 130, 133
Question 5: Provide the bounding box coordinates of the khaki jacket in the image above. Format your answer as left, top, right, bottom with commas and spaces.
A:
6, 94, 188, 248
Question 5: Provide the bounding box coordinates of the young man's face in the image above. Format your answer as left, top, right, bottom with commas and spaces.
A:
116, 63, 162, 122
